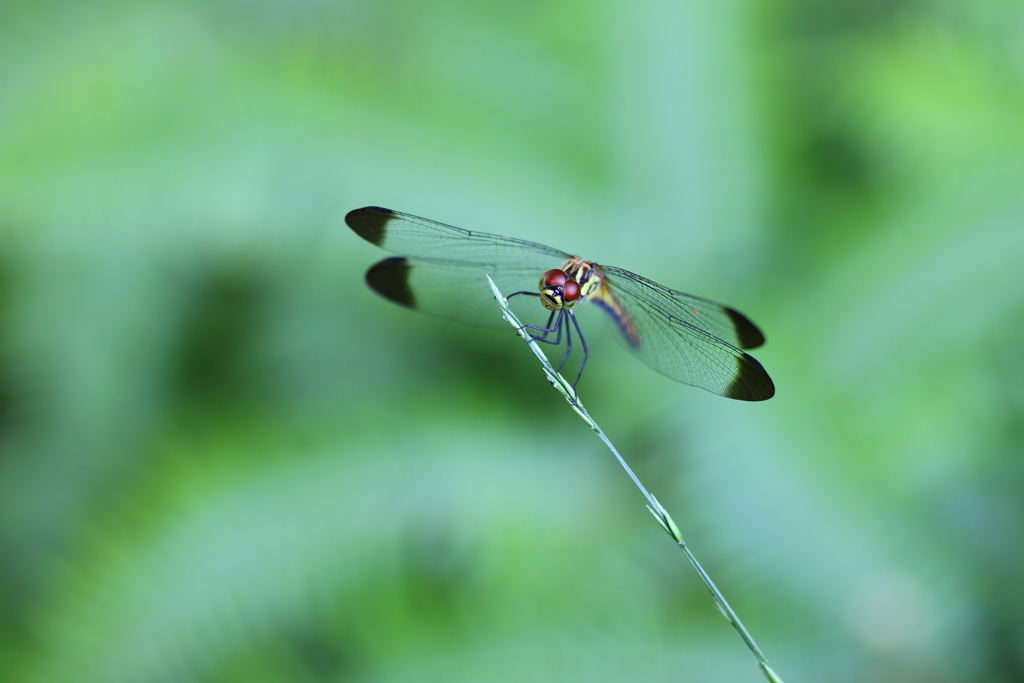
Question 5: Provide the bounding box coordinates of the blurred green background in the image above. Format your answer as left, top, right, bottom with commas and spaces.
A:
2, 1, 1023, 682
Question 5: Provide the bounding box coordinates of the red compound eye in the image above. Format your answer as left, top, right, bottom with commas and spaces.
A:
563, 279, 581, 301
542, 269, 567, 286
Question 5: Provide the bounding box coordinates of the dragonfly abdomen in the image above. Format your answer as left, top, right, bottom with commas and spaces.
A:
591, 291, 642, 348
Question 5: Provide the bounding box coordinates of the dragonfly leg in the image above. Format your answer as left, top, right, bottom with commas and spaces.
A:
533, 310, 568, 345
569, 311, 588, 392
507, 291, 551, 338
557, 312, 572, 373
506, 291, 540, 301
524, 310, 563, 345
533, 310, 556, 342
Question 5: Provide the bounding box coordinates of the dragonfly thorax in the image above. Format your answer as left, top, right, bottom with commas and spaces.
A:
538, 268, 582, 311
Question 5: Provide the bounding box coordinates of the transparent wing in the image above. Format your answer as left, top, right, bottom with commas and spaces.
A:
595, 265, 775, 401
363, 256, 557, 330
600, 266, 766, 350
347, 207, 572, 329
347, 206, 571, 268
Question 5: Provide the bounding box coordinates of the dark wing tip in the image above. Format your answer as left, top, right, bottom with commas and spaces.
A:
346, 206, 398, 247
723, 307, 766, 349
724, 352, 775, 401
365, 257, 416, 309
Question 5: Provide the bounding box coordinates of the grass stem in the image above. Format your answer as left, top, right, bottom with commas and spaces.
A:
487, 276, 784, 683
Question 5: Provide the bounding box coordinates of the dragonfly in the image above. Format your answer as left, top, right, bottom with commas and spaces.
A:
347, 206, 774, 401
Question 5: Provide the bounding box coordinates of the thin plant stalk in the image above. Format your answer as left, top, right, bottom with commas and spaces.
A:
487, 276, 784, 683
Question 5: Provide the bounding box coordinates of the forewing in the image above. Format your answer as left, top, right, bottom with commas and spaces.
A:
601, 266, 765, 349
347, 207, 571, 268
364, 256, 558, 330
348, 207, 570, 328
596, 266, 774, 401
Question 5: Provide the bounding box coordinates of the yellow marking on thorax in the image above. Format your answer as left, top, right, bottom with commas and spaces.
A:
561, 257, 642, 346
561, 257, 602, 301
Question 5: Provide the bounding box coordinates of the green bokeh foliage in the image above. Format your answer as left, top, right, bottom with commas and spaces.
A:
1, 0, 1022, 681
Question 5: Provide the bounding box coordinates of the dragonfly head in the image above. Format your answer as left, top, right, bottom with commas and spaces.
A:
539, 269, 582, 311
